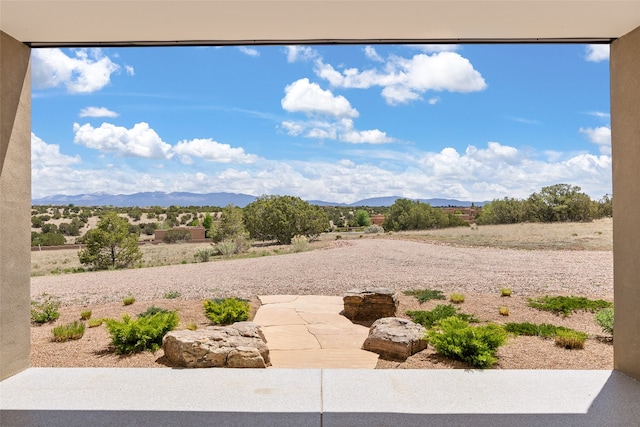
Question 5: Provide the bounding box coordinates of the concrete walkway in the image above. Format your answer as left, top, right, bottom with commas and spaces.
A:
254, 295, 379, 368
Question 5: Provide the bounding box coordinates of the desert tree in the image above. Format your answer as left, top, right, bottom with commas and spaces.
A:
78, 211, 142, 270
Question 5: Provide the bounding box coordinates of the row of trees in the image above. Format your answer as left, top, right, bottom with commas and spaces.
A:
476, 184, 612, 225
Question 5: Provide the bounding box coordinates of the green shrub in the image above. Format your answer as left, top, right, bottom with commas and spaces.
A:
555, 329, 588, 349
500, 288, 512, 297
203, 297, 250, 325
194, 248, 215, 262
31, 294, 61, 324
105, 311, 179, 354
499, 306, 510, 316
528, 295, 612, 317
407, 304, 478, 328
216, 240, 237, 258
364, 224, 384, 234
291, 235, 309, 253
122, 296, 135, 306
335, 234, 342, 240
450, 293, 465, 304
403, 289, 446, 303
164, 290, 181, 299
595, 307, 614, 335
503, 322, 572, 338
427, 317, 507, 368
52, 321, 86, 342
186, 322, 197, 331
137, 306, 170, 318
80, 310, 92, 320
87, 318, 103, 328
162, 228, 192, 243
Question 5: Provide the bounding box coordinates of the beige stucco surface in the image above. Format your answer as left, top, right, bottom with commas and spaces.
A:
611, 25, 640, 382
0, 31, 31, 380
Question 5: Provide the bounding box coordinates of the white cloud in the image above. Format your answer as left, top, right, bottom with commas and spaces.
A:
237, 46, 260, 57
315, 51, 487, 105
173, 138, 258, 164
125, 65, 135, 76
364, 46, 384, 62
580, 126, 612, 155
32, 133, 81, 167
281, 78, 359, 118
285, 46, 319, 63
587, 111, 610, 119
428, 97, 440, 105
31, 48, 120, 93
410, 44, 461, 53
79, 106, 119, 118
73, 122, 173, 159
340, 129, 394, 144
585, 45, 610, 62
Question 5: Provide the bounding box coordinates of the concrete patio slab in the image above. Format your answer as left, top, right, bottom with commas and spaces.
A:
262, 325, 322, 350
253, 307, 307, 326
269, 349, 380, 369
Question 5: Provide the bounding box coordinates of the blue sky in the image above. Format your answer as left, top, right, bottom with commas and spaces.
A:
31, 44, 611, 203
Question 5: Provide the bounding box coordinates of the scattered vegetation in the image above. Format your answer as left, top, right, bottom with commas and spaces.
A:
555, 329, 588, 349
31, 294, 61, 324
215, 240, 237, 258
403, 288, 446, 303
122, 296, 136, 306
104, 311, 179, 354
528, 295, 612, 317
450, 293, 465, 304
162, 228, 192, 243
137, 306, 170, 318
364, 224, 384, 234
209, 205, 251, 254
203, 297, 250, 325
500, 288, 512, 297
427, 317, 507, 368
194, 248, 215, 262
407, 304, 478, 328
164, 291, 181, 299
595, 307, 614, 335
80, 310, 92, 320
51, 321, 86, 342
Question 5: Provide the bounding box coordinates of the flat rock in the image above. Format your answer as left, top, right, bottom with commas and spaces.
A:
343, 288, 398, 321
162, 322, 270, 368
362, 317, 427, 361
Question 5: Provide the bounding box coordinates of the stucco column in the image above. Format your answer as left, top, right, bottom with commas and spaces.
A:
0, 31, 31, 380
611, 26, 640, 382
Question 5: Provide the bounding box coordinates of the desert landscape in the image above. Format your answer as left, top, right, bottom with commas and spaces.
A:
30, 218, 613, 370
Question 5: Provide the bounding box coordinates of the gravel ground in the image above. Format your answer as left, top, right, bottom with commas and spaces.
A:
31, 239, 614, 369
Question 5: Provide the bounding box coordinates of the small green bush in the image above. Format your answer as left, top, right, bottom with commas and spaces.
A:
407, 304, 478, 328
364, 224, 384, 234
528, 295, 612, 317
87, 318, 103, 328
123, 296, 136, 306
427, 317, 507, 368
186, 322, 197, 331
499, 306, 509, 316
164, 291, 181, 299
137, 306, 171, 318
52, 321, 86, 342
503, 322, 572, 339
403, 289, 446, 303
291, 235, 309, 253
500, 288, 512, 297
216, 240, 237, 258
450, 293, 465, 304
31, 294, 61, 324
163, 228, 192, 243
595, 307, 614, 335
194, 248, 216, 262
203, 297, 250, 325
555, 329, 588, 349
80, 310, 92, 320
105, 311, 179, 354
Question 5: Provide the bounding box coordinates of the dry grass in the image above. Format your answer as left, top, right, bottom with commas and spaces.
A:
386, 218, 612, 251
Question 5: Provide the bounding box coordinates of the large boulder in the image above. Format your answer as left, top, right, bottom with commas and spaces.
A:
162, 322, 270, 368
362, 317, 427, 361
343, 288, 398, 321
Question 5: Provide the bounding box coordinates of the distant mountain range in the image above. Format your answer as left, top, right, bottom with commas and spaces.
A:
32, 192, 486, 208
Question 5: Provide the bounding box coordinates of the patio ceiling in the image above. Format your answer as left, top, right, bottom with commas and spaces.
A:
2, 0, 639, 47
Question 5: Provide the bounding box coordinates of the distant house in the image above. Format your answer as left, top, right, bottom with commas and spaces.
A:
154, 226, 207, 242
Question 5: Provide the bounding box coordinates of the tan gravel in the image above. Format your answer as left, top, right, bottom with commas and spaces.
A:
31, 238, 613, 369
